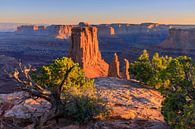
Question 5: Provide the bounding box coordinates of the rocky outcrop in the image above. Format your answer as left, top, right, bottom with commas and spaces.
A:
108, 54, 130, 80
108, 53, 120, 78
0, 78, 170, 129
122, 59, 130, 80
160, 28, 195, 50
69, 25, 109, 78
93, 77, 170, 129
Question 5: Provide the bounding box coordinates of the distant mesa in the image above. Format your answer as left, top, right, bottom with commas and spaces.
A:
140, 23, 159, 29
97, 25, 115, 37
15, 22, 170, 40
69, 23, 109, 78
17, 25, 74, 39
160, 28, 195, 50
17, 25, 41, 32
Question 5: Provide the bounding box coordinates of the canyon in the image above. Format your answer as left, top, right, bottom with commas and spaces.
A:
0, 22, 195, 93
0, 22, 195, 129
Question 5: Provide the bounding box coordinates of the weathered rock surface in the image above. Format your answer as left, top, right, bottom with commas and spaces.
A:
0, 78, 169, 129
0, 92, 51, 120
160, 28, 195, 50
94, 77, 169, 129
108, 53, 120, 78
69, 26, 109, 78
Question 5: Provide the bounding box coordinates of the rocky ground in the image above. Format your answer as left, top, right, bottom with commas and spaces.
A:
0, 77, 169, 129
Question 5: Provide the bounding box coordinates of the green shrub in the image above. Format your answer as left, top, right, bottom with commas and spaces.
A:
130, 50, 195, 129
32, 57, 108, 123
64, 95, 109, 123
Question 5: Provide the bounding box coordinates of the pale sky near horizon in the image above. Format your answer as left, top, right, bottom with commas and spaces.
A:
0, 0, 195, 25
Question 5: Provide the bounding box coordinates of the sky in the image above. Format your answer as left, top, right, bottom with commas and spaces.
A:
0, 0, 195, 25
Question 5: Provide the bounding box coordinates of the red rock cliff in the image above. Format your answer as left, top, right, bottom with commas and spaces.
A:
69, 26, 109, 78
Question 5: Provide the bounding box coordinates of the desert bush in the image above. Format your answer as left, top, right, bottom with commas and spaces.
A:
64, 94, 108, 123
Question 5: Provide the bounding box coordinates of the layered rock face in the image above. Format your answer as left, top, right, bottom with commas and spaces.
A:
56, 25, 73, 39
69, 26, 109, 78
17, 25, 73, 39
46, 25, 73, 39
161, 28, 195, 50
108, 53, 120, 78
109, 23, 169, 35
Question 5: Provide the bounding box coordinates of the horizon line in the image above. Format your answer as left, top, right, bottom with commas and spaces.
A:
1, 22, 195, 26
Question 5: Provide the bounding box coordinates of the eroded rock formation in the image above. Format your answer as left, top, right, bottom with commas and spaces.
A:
47, 25, 73, 39
69, 25, 109, 78
108, 53, 120, 78
123, 59, 130, 80
161, 28, 195, 50
56, 25, 73, 39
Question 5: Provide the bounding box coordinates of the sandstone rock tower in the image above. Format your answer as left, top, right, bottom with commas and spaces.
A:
108, 53, 120, 78
123, 59, 130, 80
69, 24, 109, 78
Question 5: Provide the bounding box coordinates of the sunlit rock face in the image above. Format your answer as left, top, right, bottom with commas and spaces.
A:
122, 59, 130, 80
108, 53, 120, 78
69, 25, 109, 78
161, 28, 195, 50
94, 77, 170, 129
46, 25, 73, 39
